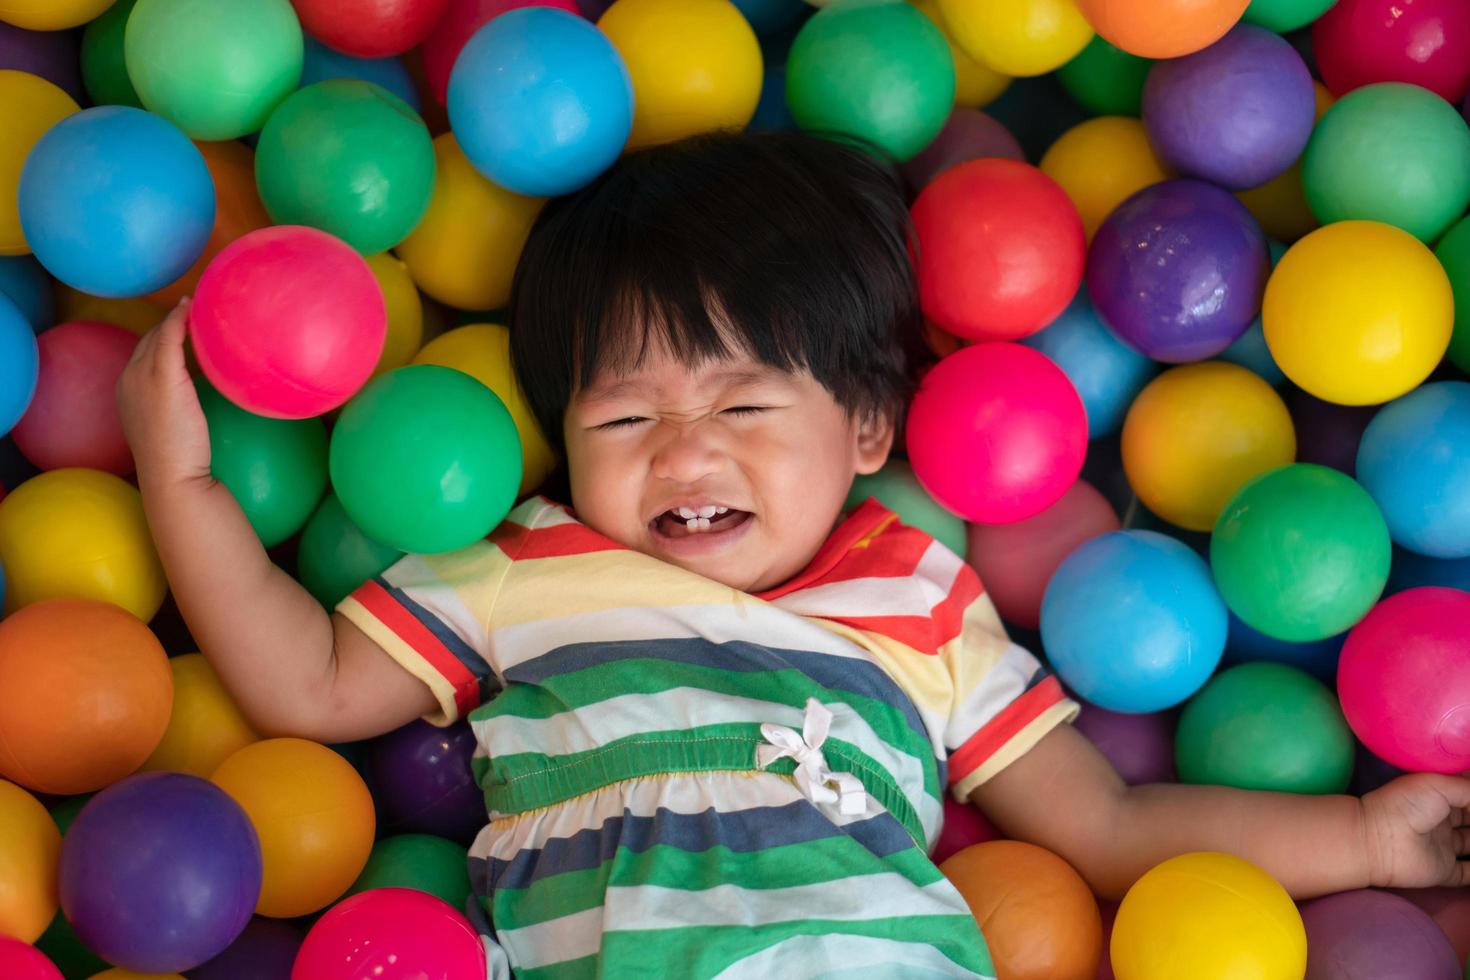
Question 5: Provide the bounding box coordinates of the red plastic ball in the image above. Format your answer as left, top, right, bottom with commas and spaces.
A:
291, 0, 454, 58
911, 158, 1085, 342
1313, 0, 1470, 104
10, 321, 139, 476
0, 938, 62, 980
420, 0, 583, 106
905, 343, 1087, 525
931, 794, 1004, 865
293, 887, 487, 980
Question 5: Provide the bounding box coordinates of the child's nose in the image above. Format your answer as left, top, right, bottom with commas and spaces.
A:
649, 422, 725, 485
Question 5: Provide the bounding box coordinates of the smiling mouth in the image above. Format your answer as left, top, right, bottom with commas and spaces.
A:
651, 507, 753, 539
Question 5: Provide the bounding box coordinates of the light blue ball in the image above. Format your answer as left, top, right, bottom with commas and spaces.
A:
1041, 529, 1227, 712
300, 36, 420, 113
18, 106, 215, 299
1356, 381, 1470, 559
447, 7, 633, 198
1022, 286, 1156, 439
0, 293, 39, 436
1223, 612, 1342, 684
0, 256, 53, 332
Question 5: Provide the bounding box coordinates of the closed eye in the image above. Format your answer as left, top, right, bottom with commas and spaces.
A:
593, 417, 649, 431
722, 406, 768, 417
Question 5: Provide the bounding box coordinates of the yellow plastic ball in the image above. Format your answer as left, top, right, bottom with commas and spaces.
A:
140, 654, 259, 779
1264, 220, 1453, 405
1111, 852, 1306, 980
0, 70, 80, 256
598, 0, 763, 149
913, 0, 1010, 108
413, 323, 557, 494
394, 133, 544, 312
0, 0, 114, 32
55, 285, 168, 336
211, 738, 375, 919
936, 0, 1093, 78
1040, 116, 1170, 242
0, 778, 60, 943
366, 252, 424, 377
0, 469, 167, 621
1122, 362, 1296, 532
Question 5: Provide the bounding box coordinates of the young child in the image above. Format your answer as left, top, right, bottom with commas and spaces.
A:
120, 131, 1469, 978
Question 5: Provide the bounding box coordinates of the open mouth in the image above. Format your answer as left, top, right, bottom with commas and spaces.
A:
651, 506, 753, 539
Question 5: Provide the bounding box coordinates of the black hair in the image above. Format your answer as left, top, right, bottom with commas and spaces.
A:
506, 129, 928, 456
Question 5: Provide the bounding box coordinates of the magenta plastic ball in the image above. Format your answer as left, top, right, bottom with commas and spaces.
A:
901, 108, 1024, 194
293, 888, 487, 980
1301, 889, 1460, 980
10, 320, 138, 475
1087, 179, 1270, 363
905, 343, 1087, 525
190, 226, 387, 420
930, 794, 1003, 865
1143, 25, 1315, 190
1072, 701, 1176, 785
0, 938, 62, 980
1338, 587, 1470, 774
367, 719, 485, 846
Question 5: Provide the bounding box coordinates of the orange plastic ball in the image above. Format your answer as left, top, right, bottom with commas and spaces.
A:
0, 598, 172, 795
940, 840, 1103, 980
1076, 0, 1251, 59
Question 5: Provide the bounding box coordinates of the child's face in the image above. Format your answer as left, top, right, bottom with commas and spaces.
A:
563, 343, 894, 593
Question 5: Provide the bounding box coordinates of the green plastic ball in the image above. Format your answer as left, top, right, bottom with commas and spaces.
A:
847, 460, 966, 558
125, 0, 303, 140
297, 492, 404, 610
1303, 82, 1470, 242
1211, 464, 1390, 643
1175, 662, 1354, 795
255, 80, 436, 256
345, 834, 471, 911
1241, 0, 1337, 33
198, 381, 329, 549
1056, 35, 1152, 117
81, 0, 143, 109
1433, 214, 1470, 375
785, 0, 954, 162
329, 365, 522, 555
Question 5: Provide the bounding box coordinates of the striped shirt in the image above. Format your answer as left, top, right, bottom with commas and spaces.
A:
339, 496, 1077, 978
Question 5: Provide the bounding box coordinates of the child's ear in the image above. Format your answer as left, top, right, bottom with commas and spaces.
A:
854, 410, 895, 476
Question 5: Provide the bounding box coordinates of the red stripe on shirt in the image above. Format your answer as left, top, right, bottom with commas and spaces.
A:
946, 675, 1067, 785
352, 580, 481, 719
492, 519, 625, 561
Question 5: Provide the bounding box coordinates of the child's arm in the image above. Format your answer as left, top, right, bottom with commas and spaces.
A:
969, 723, 1470, 900
119, 300, 438, 743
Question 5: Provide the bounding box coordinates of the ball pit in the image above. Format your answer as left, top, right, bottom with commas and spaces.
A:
139, 654, 259, 779
0, 778, 60, 943
1039, 116, 1171, 242
1313, 0, 1470, 104
1436, 215, 1470, 375
0, 292, 37, 436
300, 36, 422, 112
346, 833, 473, 910
0, 70, 79, 256
0, 22, 83, 102
421, 0, 583, 106
367, 719, 485, 845
298, 493, 405, 610
1301, 889, 1461, 980
911, 0, 1010, 109
0, 938, 62, 980
1242, 0, 1337, 33
79, 0, 143, 109
1056, 35, 1151, 116
293, 888, 488, 980
10, 321, 138, 475
1076, 0, 1250, 59
291, 0, 452, 59
936, 0, 1093, 78
901, 108, 1024, 193
188, 917, 304, 980
0, 254, 52, 330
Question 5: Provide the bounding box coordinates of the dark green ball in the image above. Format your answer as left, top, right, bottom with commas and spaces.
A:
297, 493, 403, 610
1056, 35, 1151, 117
346, 834, 471, 911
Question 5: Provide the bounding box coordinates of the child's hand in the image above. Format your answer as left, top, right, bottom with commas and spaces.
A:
1361, 772, 1470, 888
117, 297, 212, 488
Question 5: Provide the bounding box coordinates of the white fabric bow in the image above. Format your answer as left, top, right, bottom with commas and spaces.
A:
757, 697, 867, 816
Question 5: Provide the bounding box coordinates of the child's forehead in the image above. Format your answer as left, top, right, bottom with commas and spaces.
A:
576, 357, 800, 405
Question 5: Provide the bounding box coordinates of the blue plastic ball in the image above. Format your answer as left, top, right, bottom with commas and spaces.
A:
0, 293, 38, 436
1356, 381, 1470, 559
0, 255, 53, 332
18, 105, 214, 298
1041, 529, 1227, 713
300, 36, 420, 112
447, 7, 633, 198
1223, 612, 1343, 684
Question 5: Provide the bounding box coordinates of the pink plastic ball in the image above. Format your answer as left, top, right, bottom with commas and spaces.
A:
10, 321, 139, 475
905, 343, 1087, 525
190, 226, 387, 420
1313, 0, 1470, 104
293, 888, 487, 980
420, 0, 583, 106
1338, 587, 1470, 774
0, 938, 63, 980
931, 794, 1003, 865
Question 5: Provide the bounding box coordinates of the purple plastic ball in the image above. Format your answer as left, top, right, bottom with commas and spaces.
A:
0, 23, 84, 103
1301, 889, 1460, 980
902, 107, 1024, 195
1288, 388, 1379, 477
59, 772, 262, 975
1087, 179, 1269, 363
1143, 25, 1314, 191
1072, 700, 1177, 785
368, 718, 485, 846
186, 918, 304, 980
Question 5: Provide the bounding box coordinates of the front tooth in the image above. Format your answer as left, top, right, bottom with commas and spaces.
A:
697, 505, 717, 519
677, 506, 698, 520
685, 517, 700, 530
697, 517, 711, 530
715, 506, 729, 515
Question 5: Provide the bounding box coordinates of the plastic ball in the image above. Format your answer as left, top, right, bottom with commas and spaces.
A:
292, 888, 487, 980
1076, 0, 1251, 59
1313, 0, 1470, 104
912, 159, 1085, 341
91, 970, 185, 980
1042, 530, 1227, 712
911, 0, 1010, 108
300, 36, 421, 111
395, 133, 545, 310
0, 254, 52, 330
211, 738, 376, 919
11, 321, 138, 475
1056, 35, 1151, 116
1072, 702, 1176, 785
448, 8, 632, 198
292, 0, 451, 58
966, 479, 1119, 631
1040, 117, 1171, 241
1234, 157, 1316, 243
0, 0, 114, 30
53, 286, 161, 338
59, 773, 261, 975
931, 795, 1003, 865
785, 0, 951, 162
79, 0, 142, 108
0, 599, 171, 795
344, 834, 472, 911
125, 0, 303, 141
1111, 852, 1305, 980
188, 918, 304, 980
1242, 0, 1336, 33
1, 70, 79, 257
191, 225, 387, 419
420, 0, 582, 106
940, 841, 1100, 980
139, 654, 259, 780
846, 460, 967, 559
1088, 179, 1269, 363
365, 252, 424, 377
1263, 220, 1452, 405
936, 0, 1093, 77
0, 292, 37, 436
1224, 612, 1344, 684
0, 779, 60, 943
19, 106, 214, 298
366, 719, 484, 845
330, 364, 522, 554
901, 108, 1023, 193
906, 343, 1087, 524
1338, 587, 1470, 774
1212, 463, 1390, 642
1143, 25, 1314, 190
599, 0, 762, 150
0, 469, 167, 620
298, 493, 404, 610
1433, 214, 1470, 375
0, 21, 83, 102
0, 939, 62, 980
1300, 889, 1461, 980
